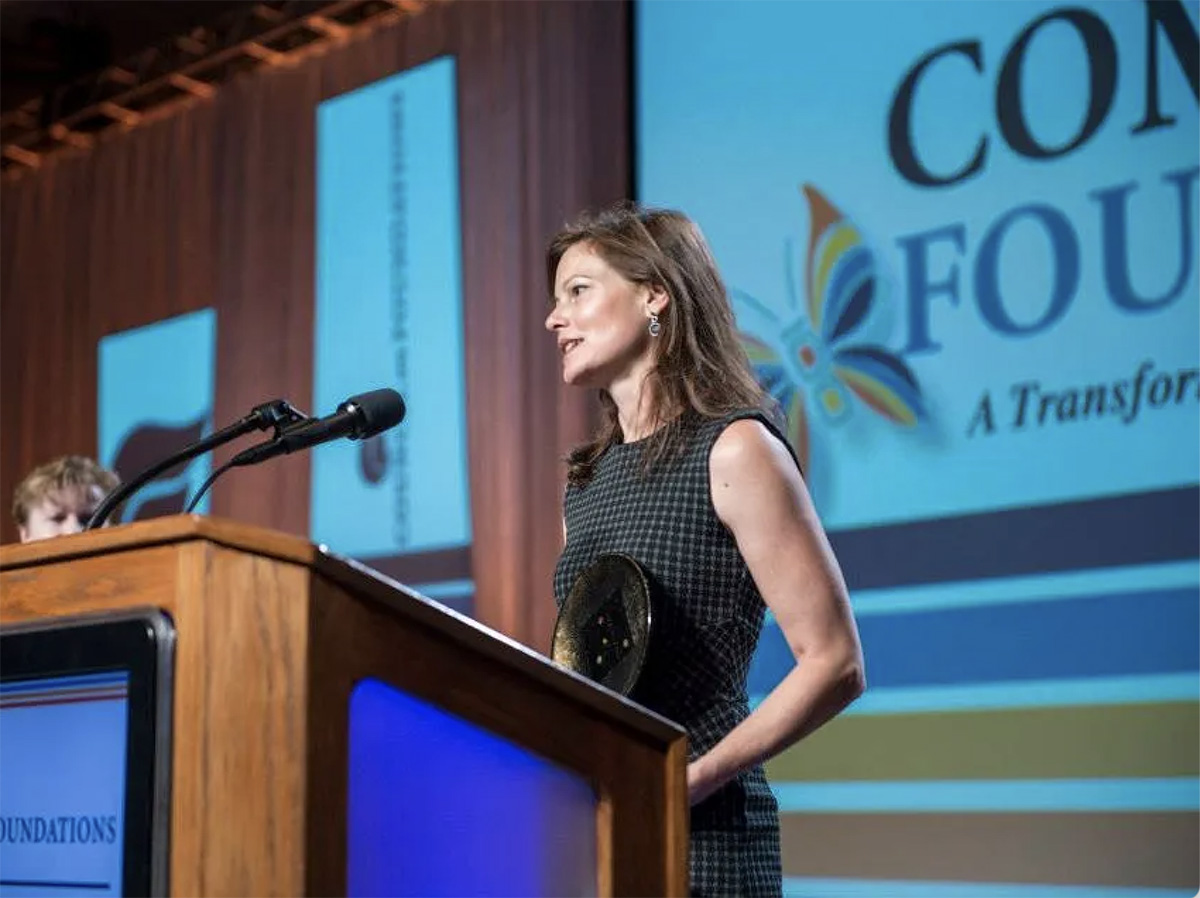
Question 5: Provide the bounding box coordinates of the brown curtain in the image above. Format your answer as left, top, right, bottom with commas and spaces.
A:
0, 0, 628, 651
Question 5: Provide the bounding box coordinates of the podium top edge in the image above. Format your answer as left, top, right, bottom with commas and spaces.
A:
0, 514, 314, 571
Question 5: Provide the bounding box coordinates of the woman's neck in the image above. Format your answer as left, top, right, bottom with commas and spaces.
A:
608, 362, 660, 443
608, 360, 688, 443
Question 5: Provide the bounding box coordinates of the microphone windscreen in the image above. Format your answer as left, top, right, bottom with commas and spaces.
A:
345, 388, 406, 438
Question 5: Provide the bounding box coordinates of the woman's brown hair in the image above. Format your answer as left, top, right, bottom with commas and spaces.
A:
547, 203, 771, 486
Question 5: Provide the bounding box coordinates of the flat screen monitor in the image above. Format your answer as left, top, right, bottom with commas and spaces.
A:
0, 608, 175, 897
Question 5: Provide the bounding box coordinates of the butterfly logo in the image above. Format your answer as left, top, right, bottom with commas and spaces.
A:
734, 185, 928, 476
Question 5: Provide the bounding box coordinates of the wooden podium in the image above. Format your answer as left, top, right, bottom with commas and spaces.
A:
0, 516, 688, 897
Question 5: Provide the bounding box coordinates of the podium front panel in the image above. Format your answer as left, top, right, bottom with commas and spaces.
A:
346, 677, 597, 897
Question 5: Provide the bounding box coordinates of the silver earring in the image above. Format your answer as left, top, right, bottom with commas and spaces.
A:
648, 313, 661, 337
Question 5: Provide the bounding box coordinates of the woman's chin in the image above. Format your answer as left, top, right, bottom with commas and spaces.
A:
562, 362, 597, 388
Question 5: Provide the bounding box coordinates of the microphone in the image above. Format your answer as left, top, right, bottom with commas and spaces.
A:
86, 398, 309, 530
229, 388, 405, 468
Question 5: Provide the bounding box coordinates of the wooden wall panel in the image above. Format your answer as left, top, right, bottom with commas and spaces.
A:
0, 0, 627, 649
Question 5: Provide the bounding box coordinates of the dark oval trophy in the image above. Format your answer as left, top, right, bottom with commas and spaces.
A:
551, 553, 652, 697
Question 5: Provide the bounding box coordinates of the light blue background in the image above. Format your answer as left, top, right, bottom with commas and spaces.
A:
638, 0, 1199, 528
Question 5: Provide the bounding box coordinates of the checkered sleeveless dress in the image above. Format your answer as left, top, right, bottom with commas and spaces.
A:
554, 410, 786, 897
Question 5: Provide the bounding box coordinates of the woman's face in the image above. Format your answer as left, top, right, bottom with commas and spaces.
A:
546, 242, 659, 388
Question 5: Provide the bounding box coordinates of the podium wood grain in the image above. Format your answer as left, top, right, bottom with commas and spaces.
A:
0, 516, 688, 897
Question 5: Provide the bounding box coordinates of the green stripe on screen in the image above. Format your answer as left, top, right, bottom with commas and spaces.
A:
765, 702, 1198, 781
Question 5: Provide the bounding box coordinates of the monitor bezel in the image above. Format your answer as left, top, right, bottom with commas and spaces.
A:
0, 607, 175, 898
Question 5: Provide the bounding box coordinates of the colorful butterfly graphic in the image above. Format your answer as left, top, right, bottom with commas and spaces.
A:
734, 185, 927, 474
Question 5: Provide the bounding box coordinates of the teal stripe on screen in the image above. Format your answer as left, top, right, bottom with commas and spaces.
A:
752, 672, 1200, 715
771, 778, 1200, 813
762, 561, 1198, 621
783, 878, 1196, 898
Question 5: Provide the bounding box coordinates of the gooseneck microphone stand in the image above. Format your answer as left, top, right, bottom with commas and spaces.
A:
86, 399, 308, 531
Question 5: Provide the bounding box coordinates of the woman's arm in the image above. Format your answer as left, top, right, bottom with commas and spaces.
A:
688, 418, 865, 804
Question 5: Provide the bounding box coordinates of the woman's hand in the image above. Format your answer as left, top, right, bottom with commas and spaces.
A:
687, 757, 723, 805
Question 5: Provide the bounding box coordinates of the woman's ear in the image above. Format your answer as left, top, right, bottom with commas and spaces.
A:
646, 283, 670, 316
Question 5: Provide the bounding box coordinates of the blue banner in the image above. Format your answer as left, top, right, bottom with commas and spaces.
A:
97, 308, 216, 522
314, 56, 471, 603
